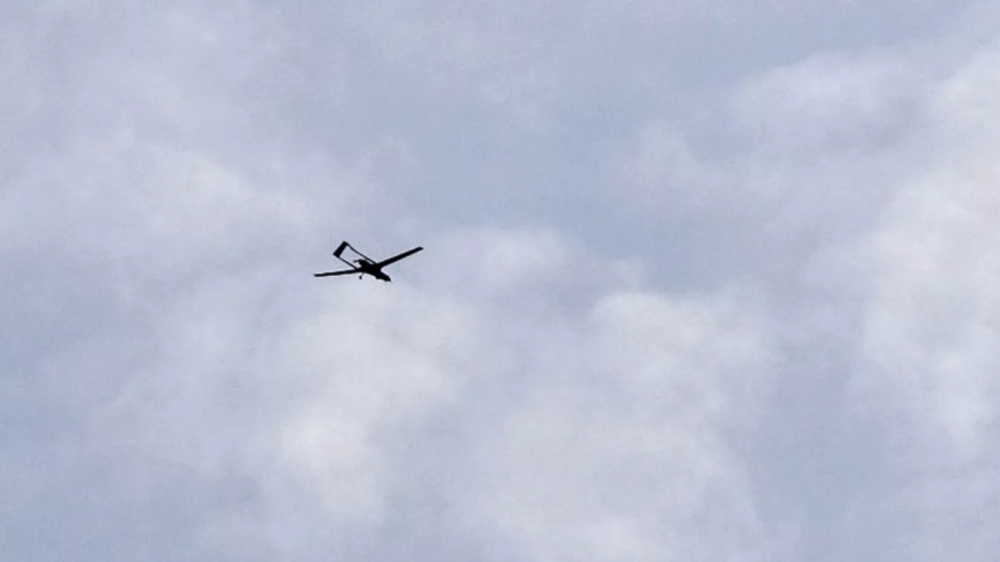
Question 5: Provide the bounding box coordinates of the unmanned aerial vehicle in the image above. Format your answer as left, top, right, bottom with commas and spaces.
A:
314, 241, 423, 282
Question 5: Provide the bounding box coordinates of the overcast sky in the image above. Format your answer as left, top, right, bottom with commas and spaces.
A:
3, 0, 1000, 560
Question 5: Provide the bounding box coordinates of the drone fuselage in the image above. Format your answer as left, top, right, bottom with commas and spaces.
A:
354, 259, 391, 282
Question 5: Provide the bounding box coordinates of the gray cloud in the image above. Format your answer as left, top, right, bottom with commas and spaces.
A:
4, 0, 1000, 561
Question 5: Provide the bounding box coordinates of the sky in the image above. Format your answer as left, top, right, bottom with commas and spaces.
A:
3, 0, 1000, 560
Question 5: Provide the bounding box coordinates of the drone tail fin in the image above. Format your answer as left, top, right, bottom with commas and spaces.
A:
333, 241, 350, 258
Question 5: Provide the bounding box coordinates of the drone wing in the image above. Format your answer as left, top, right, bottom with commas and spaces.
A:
313, 268, 358, 277
375, 246, 423, 268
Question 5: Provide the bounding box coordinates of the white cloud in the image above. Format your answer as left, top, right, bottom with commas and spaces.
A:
616, 47, 926, 222
16, 217, 780, 559
477, 289, 776, 562
8, 0, 1000, 560
730, 51, 925, 152
852, 28, 1000, 561
863, 33, 1000, 460
264, 283, 480, 523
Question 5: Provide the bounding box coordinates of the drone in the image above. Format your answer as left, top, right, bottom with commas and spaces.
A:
314, 241, 423, 282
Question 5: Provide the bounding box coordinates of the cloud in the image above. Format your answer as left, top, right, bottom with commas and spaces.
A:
730, 51, 925, 152
6, 0, 1000, 561
477, 289, 775, 562
851, 32, 1000, 560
